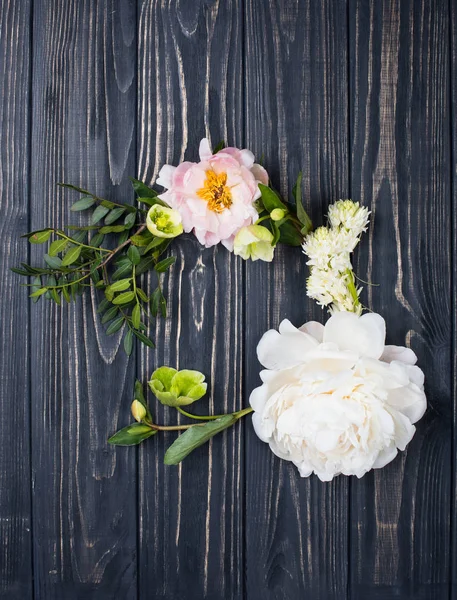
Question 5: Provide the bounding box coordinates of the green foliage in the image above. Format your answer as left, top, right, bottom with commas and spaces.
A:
108, 423, 157, 446
164, 415, 237, 464
14, 182, 177, 354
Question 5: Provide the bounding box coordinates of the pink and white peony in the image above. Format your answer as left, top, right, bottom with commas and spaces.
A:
156, 139, 268, 249
250, 311, 426, 482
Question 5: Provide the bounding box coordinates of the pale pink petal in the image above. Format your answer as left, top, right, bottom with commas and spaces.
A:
156, 165, 176, 189
251, 163, 269, 185
381, 345, 417, 365
199, 138, 212, 160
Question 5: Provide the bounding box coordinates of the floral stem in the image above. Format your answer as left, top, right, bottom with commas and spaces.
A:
99, 224, 147, 270
53, 230, 112, 253
234, 407, 254, 419
176, 406, 254, 421
149, 422, 203, 431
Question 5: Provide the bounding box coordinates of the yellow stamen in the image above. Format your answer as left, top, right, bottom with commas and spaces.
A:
197, 170, 232, 213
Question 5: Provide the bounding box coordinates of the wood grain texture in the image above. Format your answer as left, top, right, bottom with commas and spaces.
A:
349, 1, 451, 598
243, 2, 350, 599
0, 1, 33, 598
452, 1, 457, 597
136, 1, 244, 599
29, 1, 138, 598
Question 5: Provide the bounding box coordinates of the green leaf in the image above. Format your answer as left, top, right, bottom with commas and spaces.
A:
124, 212, 136, 229
136, 288, 148, 302
164, 415, 237, 465
105, 207, 126, 225
97, 298, 111, 313
292, 171, 312, 234
61, 245, 82, 266
150, 287, 161, 317
213, 140, 226, 153
278, 220, 304, 247
101, 305, 119, 324
71, 196, 95, 211
107, 279, 131, 293
112, 262, 133, 281
112, 291, 136, 305
90, 233, 105, 247
258, 184, 288, 213
57, 182, 92, 195
137, 196, 168, 208
133, 330, 155, 348
31, 276, 42, 303
11, 267, 30, 276
106, 316, 125, 334
99, 225, 126, 234
144, 237, 166, 253
130, 231, 153, 247
28, 229, 52, 244
154, 256, 176, 273
123, 329, 134, 356
49, 238, 68, 256
30, 287, 47, 298
108, 423, 157, 446
91, 205, 110, 225
130, 177, 158, 198
43, 254, 63, 269
127, 245, 141, 265
131, 303, 141, 329
135, 256, 156, 276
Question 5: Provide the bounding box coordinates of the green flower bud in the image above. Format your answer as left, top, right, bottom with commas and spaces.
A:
146, 205, 183, 239
233, 225, 275, 262
149, 366, 207, 407
270, 208, 285, 221
131, 399, 147, 422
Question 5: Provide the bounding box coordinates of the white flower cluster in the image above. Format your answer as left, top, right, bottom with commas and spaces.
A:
303, 200, 370, 314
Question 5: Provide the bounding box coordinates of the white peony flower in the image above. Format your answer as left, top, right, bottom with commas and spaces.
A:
250, 311, 426, 482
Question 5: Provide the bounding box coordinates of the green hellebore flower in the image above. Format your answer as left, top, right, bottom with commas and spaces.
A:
148, 366, 207, 407
233, 225, 275, 262
146, 205, 183, 239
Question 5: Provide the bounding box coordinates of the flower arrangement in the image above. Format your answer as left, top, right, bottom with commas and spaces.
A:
14, 139, 426, 479
14, 139, 310, 354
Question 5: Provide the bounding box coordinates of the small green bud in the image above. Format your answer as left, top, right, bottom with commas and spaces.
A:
270, 208, 285, 221
131, 399, 147, 422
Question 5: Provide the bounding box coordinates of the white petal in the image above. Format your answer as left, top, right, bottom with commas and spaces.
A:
323, 311, 386, 359
387, 384, 427, 424
251, 413, 273, 443
373, 443, 398, 469
199, 138, 212, 160
299, 321, 325, 342
390, 410, 416, 450
249, 384, 269, 413
156, 165, 176, 189
381, 345, 417, 365
257, 320, 318, 370
238, 149, 255, 168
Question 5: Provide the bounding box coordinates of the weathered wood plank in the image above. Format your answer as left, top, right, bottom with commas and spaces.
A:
349, 1, 451, 598
244, 2, 350, 598
30, 1, 138, 598
0, 1, 33, 597
136, 1, 244, 599
452, 0, 457, 597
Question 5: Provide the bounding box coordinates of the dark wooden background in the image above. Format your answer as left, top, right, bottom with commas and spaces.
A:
0, 0, 453, 598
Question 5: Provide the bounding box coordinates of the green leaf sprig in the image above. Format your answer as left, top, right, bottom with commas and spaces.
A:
255, 171, 313, 247
108, 370, 253, 464
13, 179, 177, 353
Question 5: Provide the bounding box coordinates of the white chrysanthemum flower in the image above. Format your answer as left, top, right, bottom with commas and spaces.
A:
303, 200, 369, 315
328, 200, 370, 235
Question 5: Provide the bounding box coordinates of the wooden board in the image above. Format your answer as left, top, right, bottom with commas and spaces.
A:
349, 1, 452, 598
29, 1, 138, 598
136, 1, 245, 598
243, 1, 350, 598
0, 1, 33, 598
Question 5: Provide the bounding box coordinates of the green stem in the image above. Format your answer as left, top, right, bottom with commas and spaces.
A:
234, 406, 254, 419
54, 230, 112, 253
176, 406, 254, 421
150, 422, 203, 431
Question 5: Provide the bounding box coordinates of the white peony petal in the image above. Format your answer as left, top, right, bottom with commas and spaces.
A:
257, 320, 318, 370
251, 413, 274, 443
199, 138, 213, 160
323, 311, 386, 359
373, 443, 398, 469
299, 321, 325, 342
381, 345, 417, 365
156, 165, 176, 189
390, 409, 416, 450
249, 384, 269, 413
387, 384, 427, 424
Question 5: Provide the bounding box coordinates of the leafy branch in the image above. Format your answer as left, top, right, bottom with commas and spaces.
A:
108, 372, 253, 465
13, 179, 176, 353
